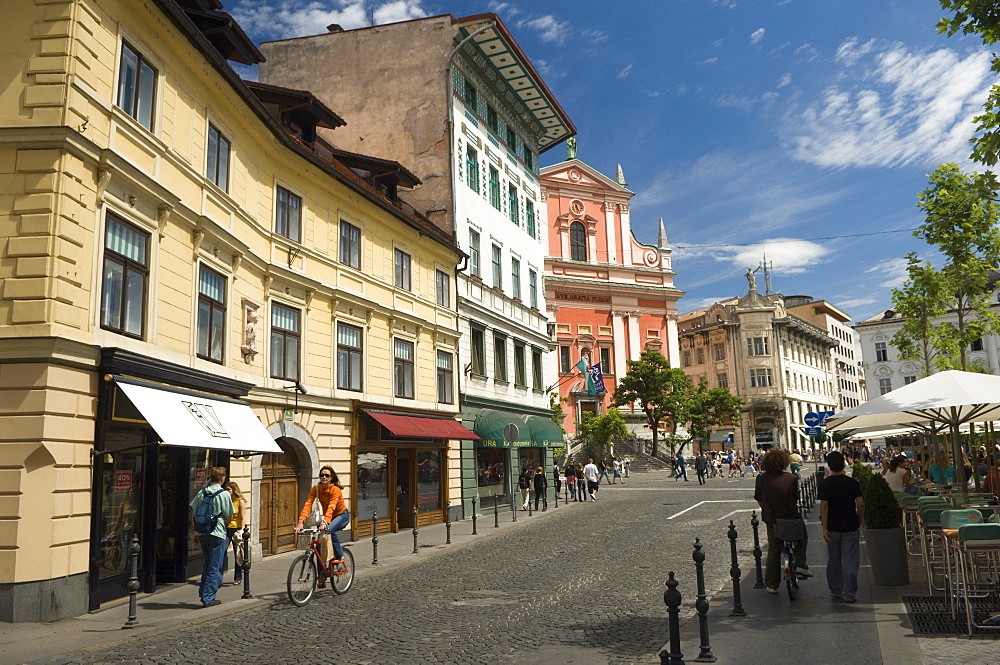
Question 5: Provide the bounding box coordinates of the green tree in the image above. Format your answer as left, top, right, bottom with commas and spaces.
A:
910, 163, 1000, 371
574, 408, 630, 463
681, 384, 744, 453
611, 349, 693, 459
890, 253, 949, 376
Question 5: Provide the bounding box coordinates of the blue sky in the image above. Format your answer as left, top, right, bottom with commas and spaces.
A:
227, 0, 996, 323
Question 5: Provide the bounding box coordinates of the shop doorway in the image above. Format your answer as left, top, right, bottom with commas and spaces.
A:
259, 440, 300, 556
396, 450, 413, 528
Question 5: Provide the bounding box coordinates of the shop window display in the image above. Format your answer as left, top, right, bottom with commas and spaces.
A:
97, 433, 144, 579
356, 451, 390, 519
416, 451, 441, 512
476, 447, 509, 506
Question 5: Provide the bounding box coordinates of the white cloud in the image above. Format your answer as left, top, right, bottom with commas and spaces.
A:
582, 28, 608, 44
520, 15, 570, 44
777, 73, 792, 88
230, 1, 428, 40
833, 296, 878, 312
865, 256, 909, 288
681, 296, 735, 312
697, 57, 719, 65
784, 42, 994, 169
794, 43, 820, 62
749, 28, 765, 45
724, 239, 830, 274
618, 64, 634, 79
487, 1, 520, 18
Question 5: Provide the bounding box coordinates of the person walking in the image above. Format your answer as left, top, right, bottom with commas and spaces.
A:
565, 464, 577, 501
818, 451, 864, 602
599, 457, 613, 485
754, 449, 812, 593
518, 466, 533, 510
612, 457, 625, 484
224, 481, 248, 585
552, 464, 562, 498
624, 457, 631, 479
190, 466, 233, 607
695, 451, 708, 485
576, 463, 588, 501
533, 466, 549, 511
583, 458, 600, 501
674, 452, 688, 481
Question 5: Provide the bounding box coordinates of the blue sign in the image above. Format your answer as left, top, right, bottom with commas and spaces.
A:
805, 427, 823, 436
804, 412, 822, 427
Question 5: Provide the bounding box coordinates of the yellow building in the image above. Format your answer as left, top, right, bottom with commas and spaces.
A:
0, 0, 473, 621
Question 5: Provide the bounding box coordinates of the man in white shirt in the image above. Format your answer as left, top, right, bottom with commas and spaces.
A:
583, 459, 600, 501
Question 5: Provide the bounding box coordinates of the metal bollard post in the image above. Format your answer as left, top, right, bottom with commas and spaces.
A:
659, 571, 684, 665
528, 490, 533, 516
412, 505, 419, 554
240, 525, 253, 599
512, 495, 517, 523
471, 496, 478, 535
446, 512, 452, 545
727, 520, 746, 616
750, 512, 764, 589
494, 494, 500, 528
122, 535, 140, 628
555, 485, 559, 508
692, 538, 716, 662
371, 509, 379, 566
543, 491, 548, 512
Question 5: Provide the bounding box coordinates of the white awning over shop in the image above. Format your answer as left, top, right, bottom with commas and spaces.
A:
115, 379, 281, 454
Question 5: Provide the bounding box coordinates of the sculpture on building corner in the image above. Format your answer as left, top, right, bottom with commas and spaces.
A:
242, 302, 260, 362
566, 137, 577, 160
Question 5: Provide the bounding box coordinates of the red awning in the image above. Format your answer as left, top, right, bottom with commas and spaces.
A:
366, 411, 480, 440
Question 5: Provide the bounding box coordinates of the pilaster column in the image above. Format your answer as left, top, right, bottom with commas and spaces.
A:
619, 203, 632, 264
604, 201, 617, 263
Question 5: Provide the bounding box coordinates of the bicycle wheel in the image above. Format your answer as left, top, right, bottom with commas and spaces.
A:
783, 546, 796, 601
287, 553, 317, 606
331, 548, 355, 595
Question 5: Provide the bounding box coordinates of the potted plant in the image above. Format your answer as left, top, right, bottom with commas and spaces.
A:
863, 472, 909, 585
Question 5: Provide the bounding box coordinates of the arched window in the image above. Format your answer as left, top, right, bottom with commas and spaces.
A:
570, 221, 587, 261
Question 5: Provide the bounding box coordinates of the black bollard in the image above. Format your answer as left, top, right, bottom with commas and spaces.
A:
728, 520, 746, 617
412, 505, 419, 554
240, 525, 253, 599
528, 490, 533, 516
122, 535, 140, 628
494, 494, 500, 528
659, 571, 684, 665
371, 509, 379, 565
471, 496, 478, 535
555, 485, 559, 509
750, 511, 764, 589
446, 511, 452, 545
512, 495, 517, 523
542, 491, 547, 512
692, 538, 716, 662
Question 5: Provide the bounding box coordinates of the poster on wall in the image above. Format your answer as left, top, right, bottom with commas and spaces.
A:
114, 470, 133, 493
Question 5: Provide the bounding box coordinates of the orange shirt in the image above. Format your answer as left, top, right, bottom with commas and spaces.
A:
299, 483, 346, 523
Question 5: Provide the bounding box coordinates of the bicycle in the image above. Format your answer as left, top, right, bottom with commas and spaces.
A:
774, 518, 810, 601
287, 528, 355, 606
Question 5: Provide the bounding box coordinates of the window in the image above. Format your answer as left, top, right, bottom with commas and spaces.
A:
874, 342, 888, 362
532, 348, 543, 390
570, 221, 587, 261
879, 377, 892, 395
394, 339, 415, 398
523, 145, 534, 171
747, 337, 770, 356
206, 124, 230, 192
437, 350, 454, 404
275, 186, 302, 242
559, 346, 571, 373
463, 77, 478, 111
514, 340, 527, 386
492, 244, 502, 289
469, 229, 481, 277
494, 333, 508, 381
511, 258, 521, 300
117, 40, 156, 131
682, 350, 691, 366
600, 347, 611, 372
101, 214, 149, 338
336, 323, 363, 391
904, 375, 917, 385
508, 184, 519, 225
526, 200, 536, 238
270, 303, 300, 381
487, 105, 499, 133
196, 265, 226, 363
717, 373, 729, 389
471, 324, 486, 375
972, 337, 985, 352
466, 145, 480, 192
435, 270, 450, 307
696, 348, 705, 364
489, 166, 501, 210
749, 368, 773, 387
339, 221, 361, 269
713, 343, 725, 361
506, 125, 516, 150
394, 249, 411, 291
528, 269, 538, 308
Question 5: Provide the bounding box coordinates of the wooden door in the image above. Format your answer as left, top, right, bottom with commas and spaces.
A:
259, 444, 300, 556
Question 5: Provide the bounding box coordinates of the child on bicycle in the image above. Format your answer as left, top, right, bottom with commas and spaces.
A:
296, 466, 350, 580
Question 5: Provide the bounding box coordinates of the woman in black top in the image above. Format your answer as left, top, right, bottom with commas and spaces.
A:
533, 466, 548, 511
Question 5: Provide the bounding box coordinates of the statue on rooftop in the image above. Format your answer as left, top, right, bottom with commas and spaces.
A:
566, 137, 577, 160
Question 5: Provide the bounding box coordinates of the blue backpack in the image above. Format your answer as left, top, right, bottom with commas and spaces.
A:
193, 487, 226, 534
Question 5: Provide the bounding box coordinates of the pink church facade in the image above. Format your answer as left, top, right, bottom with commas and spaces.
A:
540, 158, 684, 437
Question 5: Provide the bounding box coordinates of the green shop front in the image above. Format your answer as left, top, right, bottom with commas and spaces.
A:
460, 396, 564, 517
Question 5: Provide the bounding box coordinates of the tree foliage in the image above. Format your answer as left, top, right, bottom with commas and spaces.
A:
890, 253, 949, 375
574, 408, 630, 463
611, 349, 691, 458
680, 384, 744, 452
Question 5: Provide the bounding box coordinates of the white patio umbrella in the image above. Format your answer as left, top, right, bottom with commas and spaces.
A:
825, 370, 1000, 493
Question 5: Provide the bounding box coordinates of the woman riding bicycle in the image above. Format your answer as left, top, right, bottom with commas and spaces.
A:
296, 466, 350, 576
754, 449, 812, 593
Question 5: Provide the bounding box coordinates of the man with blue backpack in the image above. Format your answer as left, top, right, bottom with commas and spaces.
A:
190, 466, 234, 607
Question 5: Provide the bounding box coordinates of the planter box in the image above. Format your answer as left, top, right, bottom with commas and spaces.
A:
864, 526, 909, 586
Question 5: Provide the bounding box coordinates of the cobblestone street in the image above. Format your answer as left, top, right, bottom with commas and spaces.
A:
42, 471, 760, 665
